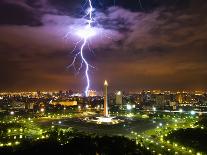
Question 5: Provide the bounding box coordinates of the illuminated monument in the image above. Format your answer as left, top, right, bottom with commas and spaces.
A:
104, 80, 108, 117
84, 80, 123, 124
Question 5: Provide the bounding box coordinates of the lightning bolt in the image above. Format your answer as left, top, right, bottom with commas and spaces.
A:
68, 0, 95, 97
67, 0, 143, 97
80, 38, 89, 96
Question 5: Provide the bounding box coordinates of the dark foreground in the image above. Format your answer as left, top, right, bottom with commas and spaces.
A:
0, 129, 151, 155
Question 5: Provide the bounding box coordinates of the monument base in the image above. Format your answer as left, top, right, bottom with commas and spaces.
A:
84, 116, 123, 125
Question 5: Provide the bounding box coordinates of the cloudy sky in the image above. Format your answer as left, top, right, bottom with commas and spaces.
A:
0, 0, 207, 92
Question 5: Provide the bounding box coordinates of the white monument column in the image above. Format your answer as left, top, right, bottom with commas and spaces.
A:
104, 80, 108, 117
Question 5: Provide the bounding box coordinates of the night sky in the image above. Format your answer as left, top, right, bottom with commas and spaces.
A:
0, 0, 207, 92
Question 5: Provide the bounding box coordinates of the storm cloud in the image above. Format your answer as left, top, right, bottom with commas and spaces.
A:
0, 0, 207, 91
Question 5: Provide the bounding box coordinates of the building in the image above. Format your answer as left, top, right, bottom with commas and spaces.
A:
155, 94, 165, 106
177, 93, 183, 104
25, 102, 34, 110
116, 91, 123, 106
88, 90, 97, 97
50, 101, 78, 106
169, 101, 177, 110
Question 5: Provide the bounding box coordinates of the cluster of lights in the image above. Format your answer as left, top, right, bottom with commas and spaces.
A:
130, 113, 201, 154
0, 102, 204, 154
126, 104, 136, 110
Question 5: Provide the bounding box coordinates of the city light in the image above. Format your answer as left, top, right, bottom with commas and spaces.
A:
127, 104, 132, 110
117, 91, 121, 95
190, 110, 196, 115
179, 109, 183, 113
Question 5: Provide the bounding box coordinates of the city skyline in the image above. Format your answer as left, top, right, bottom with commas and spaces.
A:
0, 0, 207, 91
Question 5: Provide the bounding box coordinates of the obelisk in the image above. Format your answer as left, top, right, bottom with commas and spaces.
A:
104, 80, 108, 117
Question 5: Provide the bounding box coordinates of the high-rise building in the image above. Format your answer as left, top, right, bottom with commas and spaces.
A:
104, 80, 108, 117
177, 93, 183, 104
25, 102, 34, 110
155, 94, 165, 106
116, 91, 123, 106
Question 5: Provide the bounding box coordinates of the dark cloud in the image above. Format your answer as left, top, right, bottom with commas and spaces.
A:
0, 0, 207, 91
0, 1, 42, 26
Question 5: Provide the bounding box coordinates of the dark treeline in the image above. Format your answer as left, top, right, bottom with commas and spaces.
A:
166, 128, 207, 153
197, 115, 207, 127
0, 129, 152, 155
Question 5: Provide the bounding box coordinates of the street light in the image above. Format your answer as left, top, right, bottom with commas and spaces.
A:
190, 110, 196, 115
63, 107, 66, 115
179, 109, 183, 113
10, 111, 14, 115
127, 104, 132, 110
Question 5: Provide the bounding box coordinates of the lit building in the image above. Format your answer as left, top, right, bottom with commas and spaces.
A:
169, 101, 177, 110
177, 93, 183, 104
88, 90, 97, 97
155, 94, 165, 106
50, 101, 78, 106
25, 102, 34, 110
116, 91, 123, 106
11, 101, 25, 109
